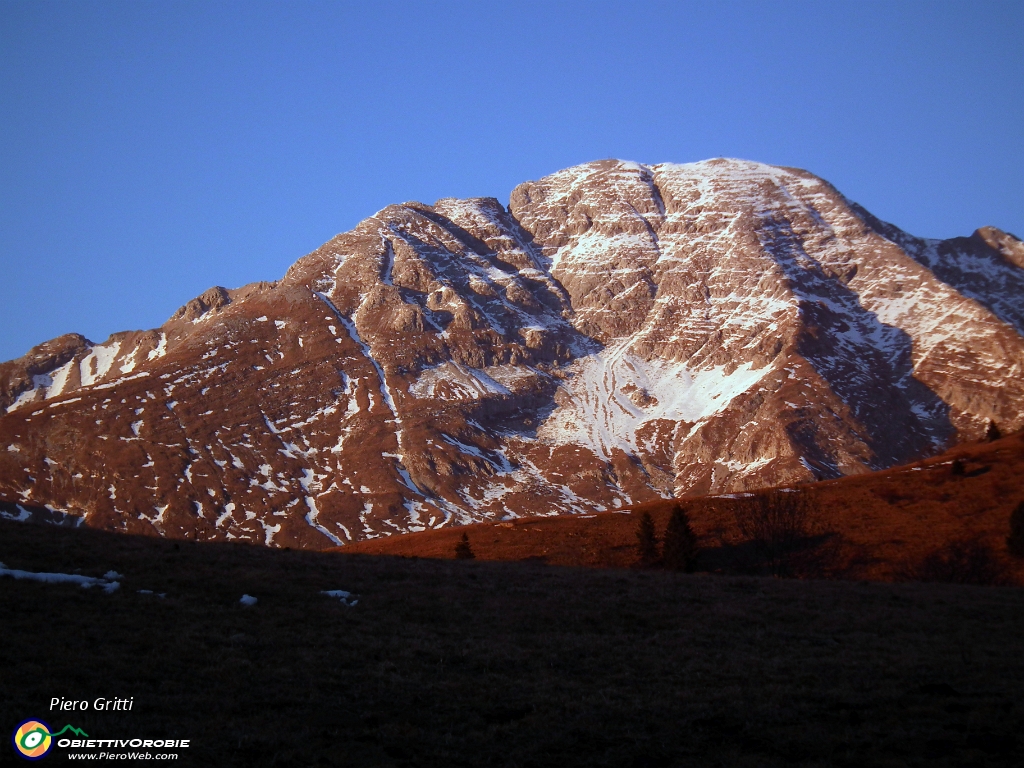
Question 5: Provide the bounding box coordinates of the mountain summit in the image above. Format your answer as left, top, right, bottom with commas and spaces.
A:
3, 159, 1022, 548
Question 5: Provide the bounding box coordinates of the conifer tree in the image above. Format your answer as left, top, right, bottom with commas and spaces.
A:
455, 532, 475, 560
662, 504, 699, 572
1008, 501, 1024, 560
635, 511, 659, 567
985, 420, 1002, 442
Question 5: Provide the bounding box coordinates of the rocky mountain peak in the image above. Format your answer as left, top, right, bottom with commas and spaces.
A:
2, 159, 1022, 549
972, 226, 1024, 269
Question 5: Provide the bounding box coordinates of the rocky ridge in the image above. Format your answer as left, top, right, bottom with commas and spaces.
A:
2, 158, 1022, 548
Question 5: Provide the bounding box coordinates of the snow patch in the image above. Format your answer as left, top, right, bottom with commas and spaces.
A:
410, 362, 514, 400
147, 333, 168, 360
304, 496, 343, 546
538, 342, 772, 460
79, 342, 121, 387
0, 563, 121, 594
321, 589, 358, 606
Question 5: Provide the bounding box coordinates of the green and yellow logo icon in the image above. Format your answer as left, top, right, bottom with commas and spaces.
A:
12, 720, 87, 760
12, 719, 53, 760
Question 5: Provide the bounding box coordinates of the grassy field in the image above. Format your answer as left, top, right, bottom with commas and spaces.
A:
2, 519, 1023, 767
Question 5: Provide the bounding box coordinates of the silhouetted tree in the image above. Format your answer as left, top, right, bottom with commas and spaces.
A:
662, 504, 699, 572
635, 511, 659, 567
950, 458, 965, 476
1008, 501, 1024, 560
985, 420, 1002, 442
734, 491, 811, 577
454, 532, 475, 560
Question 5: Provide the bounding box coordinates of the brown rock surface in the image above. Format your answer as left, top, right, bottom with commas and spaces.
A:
2, 159, 1022, 548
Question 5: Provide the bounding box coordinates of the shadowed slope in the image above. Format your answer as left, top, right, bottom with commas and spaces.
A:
2, 516, 1023, 766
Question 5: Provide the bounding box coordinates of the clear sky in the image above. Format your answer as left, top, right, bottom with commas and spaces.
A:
1, 0, 1022, 362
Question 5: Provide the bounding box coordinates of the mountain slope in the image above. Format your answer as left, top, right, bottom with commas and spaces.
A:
2, 158, 1022, 548
338, 430, 1024, 583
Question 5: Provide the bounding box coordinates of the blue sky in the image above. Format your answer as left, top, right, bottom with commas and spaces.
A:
2, 0, 1022, 362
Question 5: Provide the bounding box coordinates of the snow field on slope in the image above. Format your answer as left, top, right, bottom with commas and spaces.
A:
410, 362, 515, 400
537, 341, 772, 461
78, 341, 121, 387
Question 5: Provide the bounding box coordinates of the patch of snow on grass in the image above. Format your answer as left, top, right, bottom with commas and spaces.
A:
321, 589, 358, 606
0, 505, 32, 522
0, 563, 121, 593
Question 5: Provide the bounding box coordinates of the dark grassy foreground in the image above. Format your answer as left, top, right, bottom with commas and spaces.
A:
2, 520, 1023, 767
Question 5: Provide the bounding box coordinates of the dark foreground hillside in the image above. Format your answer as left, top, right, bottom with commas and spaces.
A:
2, 519, 1023, 767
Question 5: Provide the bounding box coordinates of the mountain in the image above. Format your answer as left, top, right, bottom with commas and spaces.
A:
2, 158, 1023, 549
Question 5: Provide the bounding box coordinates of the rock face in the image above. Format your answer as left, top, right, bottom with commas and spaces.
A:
2, 159, 1022, 548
